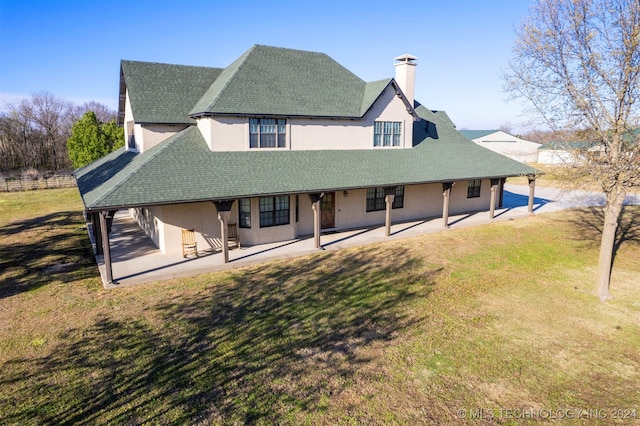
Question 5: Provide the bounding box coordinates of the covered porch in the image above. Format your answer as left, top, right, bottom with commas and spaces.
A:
90, 183, 548, 288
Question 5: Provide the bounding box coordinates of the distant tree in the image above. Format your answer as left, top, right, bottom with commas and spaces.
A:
0, 92, 76, 171
66, 111, 124, 169
72, 101, 117, 124
0, 113, 29, 170
498, 124, 513, 134
504, 0, 640, 300
0, 94, 118, 172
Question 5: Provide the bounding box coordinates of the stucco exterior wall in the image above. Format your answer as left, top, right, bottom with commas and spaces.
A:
132, 180, 495, 254
290, 86, 413, 150
297, 195, 314, 236
123, 92, 138, 152
123, 90, 187, 153
130, 205, 164, 251
132, 202, 244, 256
449, 179, 492, 214
195, 85, 414, 152
235, 196, 297, 245
334, 182, 491, 228
234, 181, 490, 245
139, 124, 189, 152
197, 116, 249, 151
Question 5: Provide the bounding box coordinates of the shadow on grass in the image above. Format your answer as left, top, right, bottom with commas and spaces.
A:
0, 211, 97, 298
0, 247, 440, 424
565, 206, 640, 262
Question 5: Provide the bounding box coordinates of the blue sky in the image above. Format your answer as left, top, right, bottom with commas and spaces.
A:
0, 0, 533, 131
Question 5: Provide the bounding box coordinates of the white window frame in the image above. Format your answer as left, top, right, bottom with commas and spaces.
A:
250, 118, 287, 149
374, 121, 402, 147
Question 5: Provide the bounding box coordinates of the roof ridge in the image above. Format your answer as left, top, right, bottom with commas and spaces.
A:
191, 45, 258, 114
121, 59, 222, 72
190, 45, 370, 117
360, 78, 392, 116
90, 127, 196, 207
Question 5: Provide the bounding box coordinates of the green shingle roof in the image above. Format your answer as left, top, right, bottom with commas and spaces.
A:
459, 130, 500, 140
81, 45, 541, 210
539, 141, 590, 150
361, 79, 393, 116
122, 45, 413, 123
120, 60, 222, 124
77, 106, 539, 210
190, 45, 380, 118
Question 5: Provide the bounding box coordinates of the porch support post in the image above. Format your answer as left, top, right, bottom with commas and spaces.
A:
218, 211, 231, 263
489, 178, 501, 219
99, 211, 113, 284
527, 176, 536, 214
384, 187, 396, 237
93, 212, 103, 255
441, 182, 454, 228
309, 193, 324, 249
214, 200, 235, 263
499, 178, 506, 208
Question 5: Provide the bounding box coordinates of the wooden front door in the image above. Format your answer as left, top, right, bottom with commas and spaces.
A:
321, 192, 335, 229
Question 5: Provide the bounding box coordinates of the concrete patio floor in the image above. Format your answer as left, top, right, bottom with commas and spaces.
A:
94, 184, 640, 288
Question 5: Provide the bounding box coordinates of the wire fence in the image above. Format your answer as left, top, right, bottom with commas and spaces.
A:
0, 173, 76, 192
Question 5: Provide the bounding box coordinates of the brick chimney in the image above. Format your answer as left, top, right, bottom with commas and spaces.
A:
394, 54, 418, 107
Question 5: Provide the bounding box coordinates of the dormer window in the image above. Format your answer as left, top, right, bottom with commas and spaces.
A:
250, 118, 286, 148
126, 121, 136, 150
374, 121, 402, 147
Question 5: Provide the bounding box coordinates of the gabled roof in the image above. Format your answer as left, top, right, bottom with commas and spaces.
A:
120, 45, 417, 123
190, 45, 397, 118
77, 107, 539, 210
361, 78, 394, 116
118, 60, 222, 125
459, 130, 500, 140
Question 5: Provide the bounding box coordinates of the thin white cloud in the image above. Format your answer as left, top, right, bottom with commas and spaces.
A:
0, 92, 119, 113
0, 92, 29, 111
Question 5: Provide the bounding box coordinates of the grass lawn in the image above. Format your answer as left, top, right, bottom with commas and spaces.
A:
1, 189, 639, 425
508, 163, 640, 195
507, 163, 585, 188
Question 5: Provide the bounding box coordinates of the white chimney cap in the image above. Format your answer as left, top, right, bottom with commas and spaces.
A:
394, 54, 418, 63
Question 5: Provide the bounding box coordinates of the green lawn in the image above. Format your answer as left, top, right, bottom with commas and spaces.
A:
1, 189, 639, 425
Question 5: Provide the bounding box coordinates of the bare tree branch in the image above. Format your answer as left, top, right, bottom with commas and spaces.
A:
504, 0, 640, 300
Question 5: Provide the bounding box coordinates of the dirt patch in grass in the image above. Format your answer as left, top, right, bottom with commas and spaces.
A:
1, 191, 639, 424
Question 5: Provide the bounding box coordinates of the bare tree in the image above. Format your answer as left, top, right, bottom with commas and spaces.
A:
0, 93, 117, 173
72, 101, 117, 124
505, 0, 640, 300
3, 92, 76, 171
498, 123, 513, 134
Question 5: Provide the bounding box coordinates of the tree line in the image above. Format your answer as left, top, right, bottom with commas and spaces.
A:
0, 92, 122, 173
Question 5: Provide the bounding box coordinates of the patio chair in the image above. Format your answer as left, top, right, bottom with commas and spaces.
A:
182, 229, 198, 258
228, 223, 240, 249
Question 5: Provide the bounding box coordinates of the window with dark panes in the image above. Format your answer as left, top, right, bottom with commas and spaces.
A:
467, 179, 481, 198
373, 121, 401, 147
259, 196, 290, 227
366, 186, 404, 212
250, 118, 286, 148
239, 198, 251, 228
